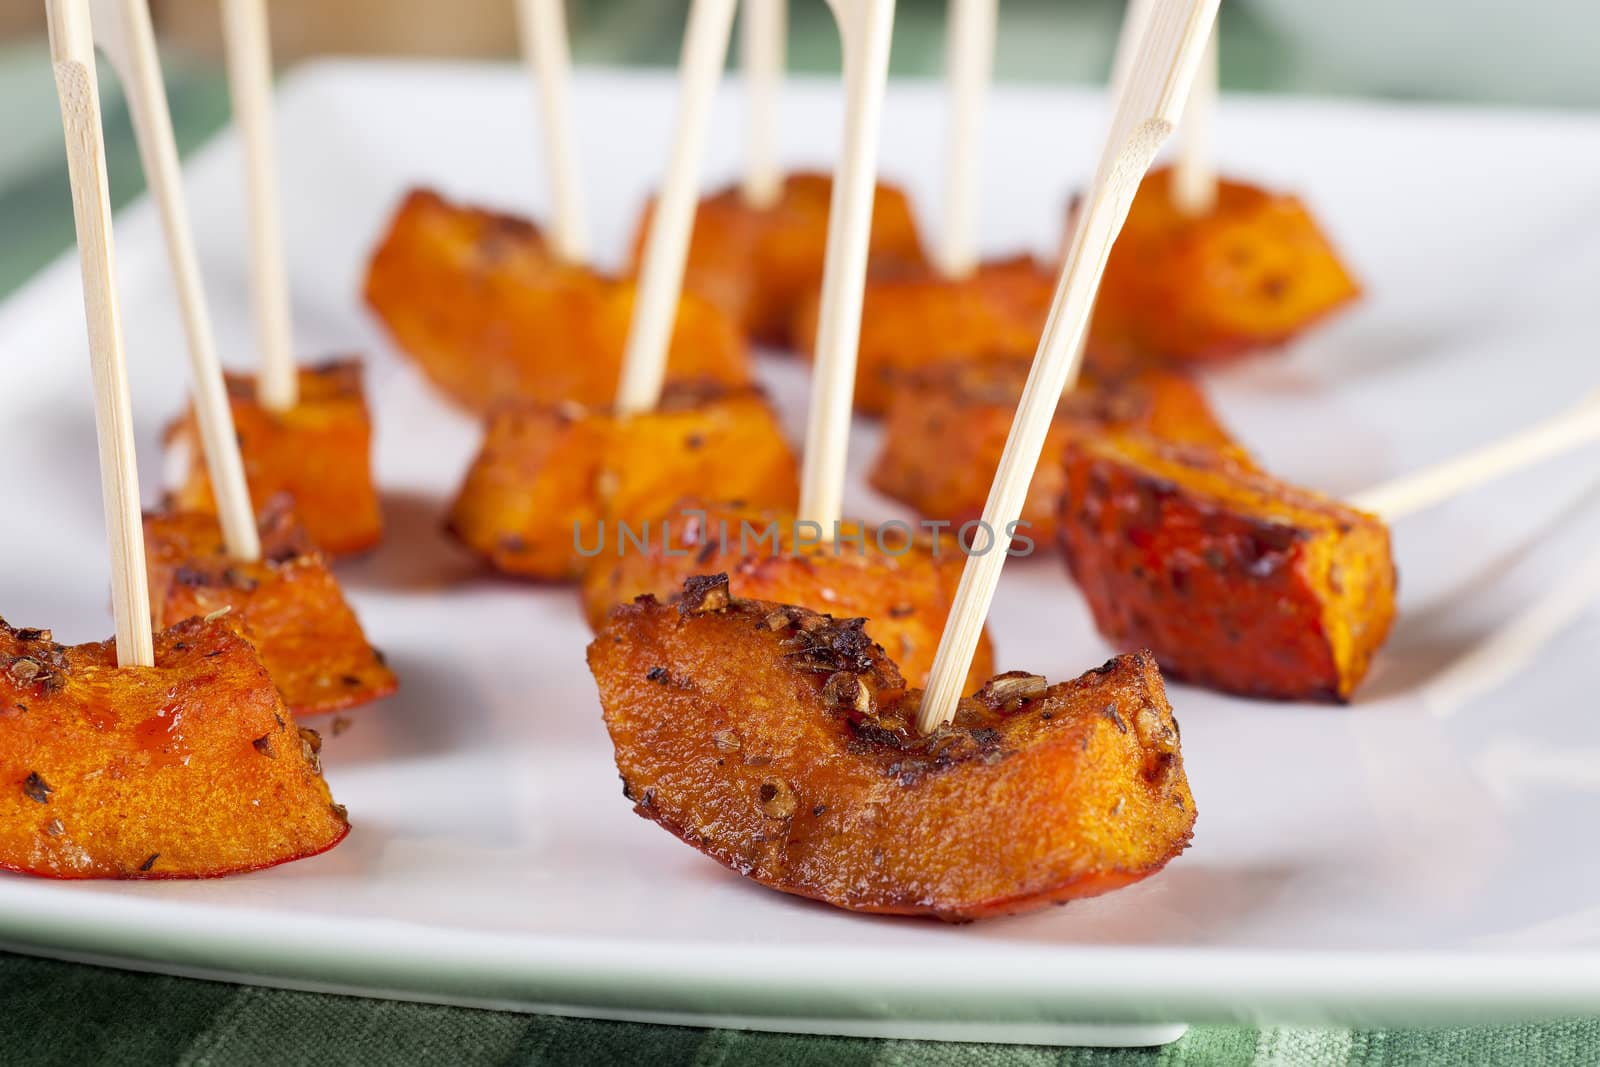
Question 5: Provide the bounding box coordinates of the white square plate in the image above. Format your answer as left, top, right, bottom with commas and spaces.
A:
3, 61, 1600, 1043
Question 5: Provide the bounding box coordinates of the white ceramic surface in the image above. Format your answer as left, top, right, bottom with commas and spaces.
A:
3, 61, 1600, 1039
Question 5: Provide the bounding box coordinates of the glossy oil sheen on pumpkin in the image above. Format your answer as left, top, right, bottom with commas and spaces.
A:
0, 616, 348, 879
1059, 431, 1397, 701
365, 189, 751, 411
589, 581, 1195, 921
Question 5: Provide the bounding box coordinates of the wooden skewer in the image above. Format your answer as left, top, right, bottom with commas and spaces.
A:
918, 0, 1221, 733
91, 0, 260, 562
936, 0, 995, 279
1110, 0, 1216, 216
1351, 390, 1600, 522
47, 0, 154, 667
613, 0, 738, 416
741, 0, 785, 209
796, 0, 896, 532
219, 0, 297, 413
1171, 25, 1217, 216
1424, 534, 1600, 720
516, 0, 590, 262
1105, 0, 1152, 106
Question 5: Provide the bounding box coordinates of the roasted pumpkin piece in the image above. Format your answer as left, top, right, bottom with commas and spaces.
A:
789, 255, 1084, 415
165, 359, 381, 557
632, 172, 926, 347
1089, 167, 1361, 364
1059, 432, 1396, 702
590, 578, 1195, 921
0, 616, 349, 879
448, 383, 799, 581
577, 499, 995, 689
144, 501, 396, 717
365, 188, 750, 412
871, 362, 1239, 546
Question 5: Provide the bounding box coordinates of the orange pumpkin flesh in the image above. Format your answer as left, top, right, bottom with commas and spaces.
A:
144, 501, 396, 717
0, 616, 349, 879
871, 362, 1238, 545
448, 383, 799, 581
789, 255, 1070, 415
165, 359, 382, 557
1090, 167, 1361, 364
632, 172, 926, 347
590, 577, 1195, 921
578, 499, 995, 689
1059, 431, 1397, 701
364, 188, 750, 412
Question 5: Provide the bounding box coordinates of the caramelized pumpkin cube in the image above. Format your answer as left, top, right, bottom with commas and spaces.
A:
1090, 167, 1361, 363
633, 172, 926, 346
0, 616, 349, 879
578, 499, 995, 689
448, 384, 799, 581
871, 362, 1239, 545
165, 359, 382, 557
365, 189, 750, 411
789, 255, 1066, 414
589, 579, 1195, 920
1059, 432, 1396, 701
144, 502, 397, 717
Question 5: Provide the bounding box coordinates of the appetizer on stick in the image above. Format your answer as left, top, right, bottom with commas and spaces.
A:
1088, 166, 1361, 365
447, 0, 799, 582
583, 0, 994, 688
96, 0, 392, 715
365, 2, 752, 412
1060, 393, 1600, 702
579, 501, 995, 689
586, 0, 1223, 920
631, 0, 924, 347
364, 189, 751, 413
1061, 433, 1392, 701
166, 359, 382, 557
1086, 5, 1358, 364
0, 616, 349, 879
634, 172, 924, 348
165, 0, 383, 556
915, 0, 1223, 733
590, 578, 1193, 920
788, 254, 1067, 414
3, 0, 348, 880
449, 383, 797, 581
788, 1, 1085, 414
145, 501, 396, 716
870, 361, 1237, 544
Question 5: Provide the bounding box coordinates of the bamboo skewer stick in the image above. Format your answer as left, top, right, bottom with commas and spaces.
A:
918, 0, 1221, 733
1105, 0, 1152, 105
1424, 535, 1600, 720
741, 0, 785, 209
613, 0, 738, 416
1171, 26, 1217, 216
516, 0, 590, 263
936, 0, 995, 279
796, 0, 896, 533
91, 0, 260, 562
1351, 391, 1600, 522
47, 0, 154, 667
1111, 0, 1216, 216
219, 0, 297, 413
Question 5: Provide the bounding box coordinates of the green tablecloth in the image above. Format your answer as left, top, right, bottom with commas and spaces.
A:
5, 952, 1599, 1066
4, 7, 1599, 1063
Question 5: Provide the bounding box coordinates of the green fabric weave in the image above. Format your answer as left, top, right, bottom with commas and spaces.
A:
4, 952, 1597, 1067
